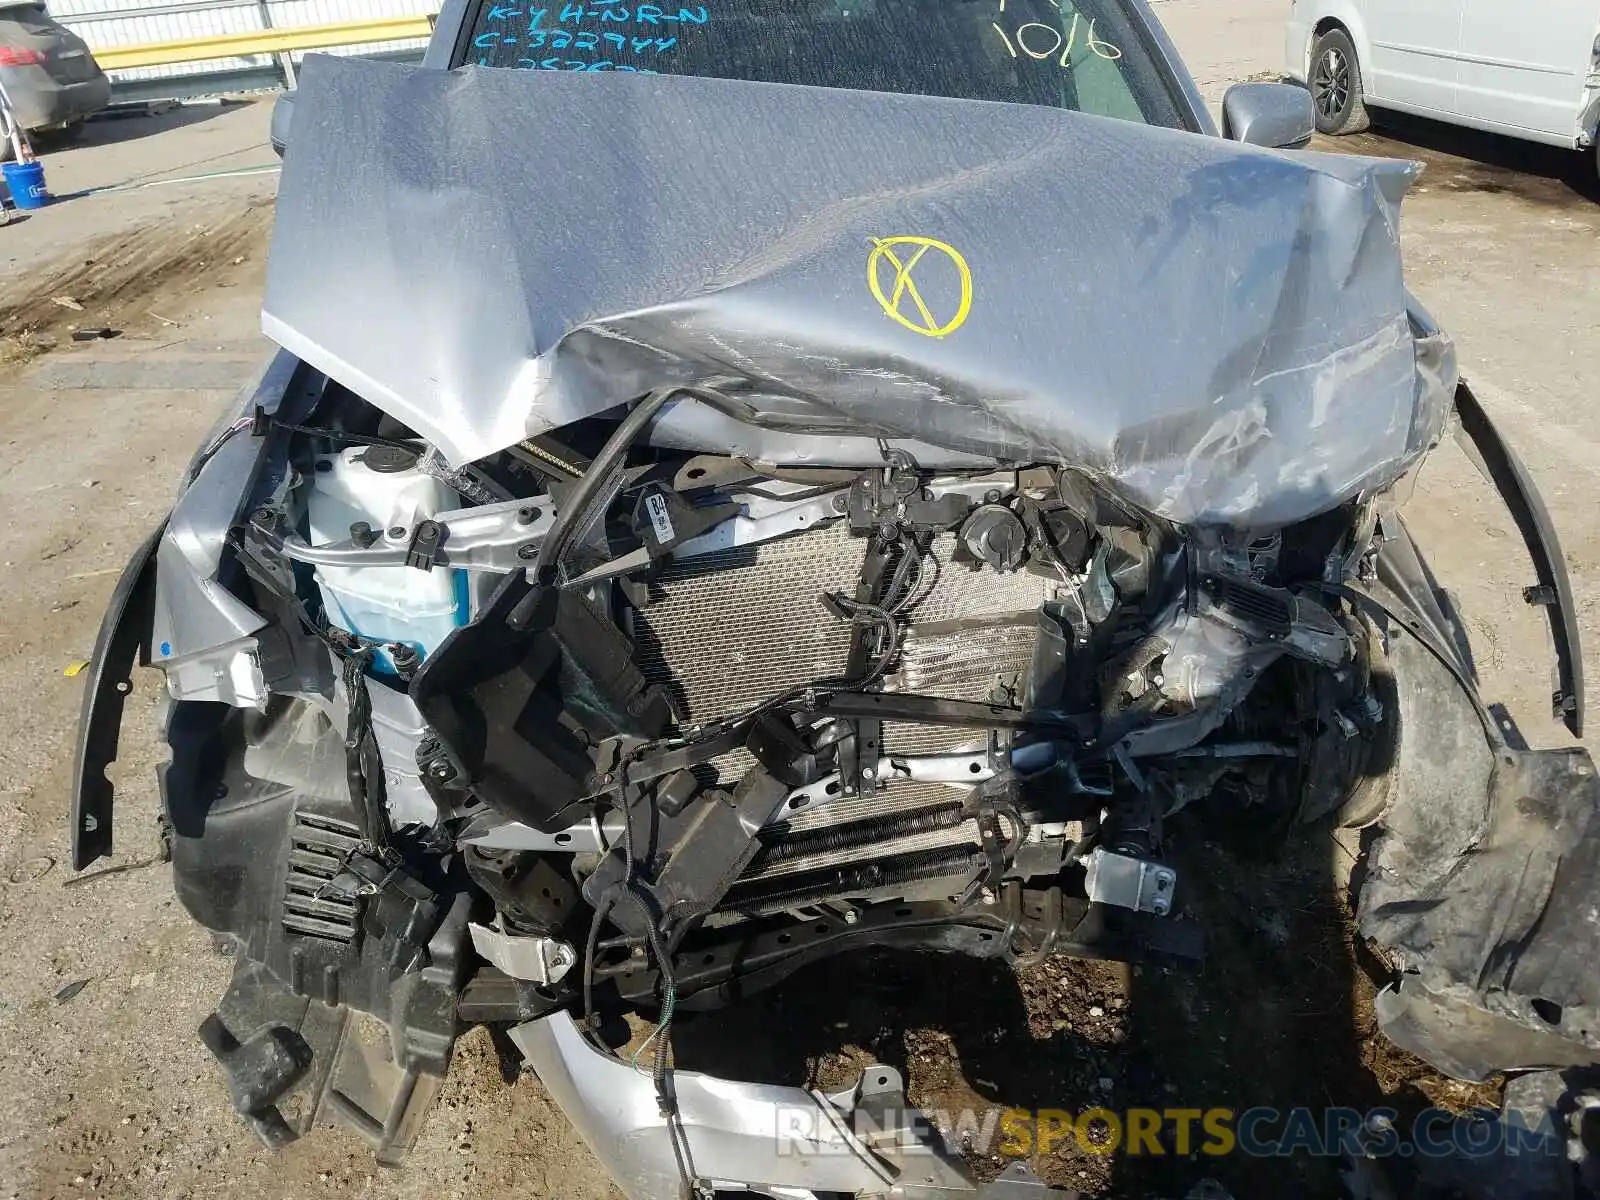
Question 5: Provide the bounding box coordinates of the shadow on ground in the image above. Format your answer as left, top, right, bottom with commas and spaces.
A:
1318, 109, 1600, 207
665, 811, 1498, 1199
75, 99, 248, 152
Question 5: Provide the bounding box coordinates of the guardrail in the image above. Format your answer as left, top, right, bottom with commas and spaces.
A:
91, 13, 437, 70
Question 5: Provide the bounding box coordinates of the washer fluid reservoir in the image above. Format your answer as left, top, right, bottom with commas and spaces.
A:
306, 445, 467, 672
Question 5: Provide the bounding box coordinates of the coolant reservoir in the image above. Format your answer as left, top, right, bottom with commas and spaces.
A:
306, 445, 466, 670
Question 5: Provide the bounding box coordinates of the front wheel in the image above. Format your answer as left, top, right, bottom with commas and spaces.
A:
1309, 28, 1371, 135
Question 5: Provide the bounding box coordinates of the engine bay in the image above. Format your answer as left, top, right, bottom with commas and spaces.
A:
79, 350, 1583, 1200
211, 379, 1397, 1035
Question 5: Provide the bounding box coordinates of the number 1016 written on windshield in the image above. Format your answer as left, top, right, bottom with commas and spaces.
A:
991, 0, 1121, 67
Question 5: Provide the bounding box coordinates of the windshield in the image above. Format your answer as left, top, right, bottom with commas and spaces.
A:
460, 0, 1192, 129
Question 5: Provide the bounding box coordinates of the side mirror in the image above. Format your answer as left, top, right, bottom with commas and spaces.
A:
1221, 82, 1316, 150
269, 90, 296, 159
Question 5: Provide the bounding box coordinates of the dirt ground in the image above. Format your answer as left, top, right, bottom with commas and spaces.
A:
0, 204, 274, 365
2, 39, 1597, 1200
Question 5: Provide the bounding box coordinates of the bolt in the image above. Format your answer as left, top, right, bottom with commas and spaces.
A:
844, 910, 860, 925
516, 506, 541, 525
387, 525, 407, 539
832, 493, 849, 513
517, 544, 539, 561
984, 489, 1002, 504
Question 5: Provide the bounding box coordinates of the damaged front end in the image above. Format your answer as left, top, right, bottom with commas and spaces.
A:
74, 57, 1595, 1198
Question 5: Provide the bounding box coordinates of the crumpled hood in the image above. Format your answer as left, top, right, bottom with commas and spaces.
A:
263, 55, 1450, 527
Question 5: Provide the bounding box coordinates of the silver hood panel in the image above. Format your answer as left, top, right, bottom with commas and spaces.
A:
264, 56, 1449, 528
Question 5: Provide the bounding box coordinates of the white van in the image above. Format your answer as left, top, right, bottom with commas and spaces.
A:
1285, 0, 1600, 169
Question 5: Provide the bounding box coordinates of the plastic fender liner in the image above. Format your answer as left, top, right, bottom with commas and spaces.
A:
1365, 744, 1600, 1080
1454, 379, 1585, 736
1355, 590, 1600, 1079
70, 520, 165, 871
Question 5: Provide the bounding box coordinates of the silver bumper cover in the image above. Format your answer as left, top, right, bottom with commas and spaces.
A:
509, 1012, 1075, 1200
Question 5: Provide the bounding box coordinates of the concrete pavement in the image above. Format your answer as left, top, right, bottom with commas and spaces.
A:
1152, 0, 1291, 108
1, 101, 278, 290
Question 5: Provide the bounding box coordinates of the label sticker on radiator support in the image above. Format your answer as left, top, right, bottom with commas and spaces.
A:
645, 492, 676, 546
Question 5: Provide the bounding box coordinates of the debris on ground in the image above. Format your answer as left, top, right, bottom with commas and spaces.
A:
53, 979, 90, 1004
0, 203, 272, 363
6, 855, 55, 884
62, 853, 167, 888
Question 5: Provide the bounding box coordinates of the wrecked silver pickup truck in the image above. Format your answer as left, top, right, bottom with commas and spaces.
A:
73, 2, 1594, 1195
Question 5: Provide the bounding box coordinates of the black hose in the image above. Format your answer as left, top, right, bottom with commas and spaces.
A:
1098, 634, 1170, 718
580, 889, 617, 1049
340, 651, 391, 851
532, 385, 749, 581
533, 389, 676, 579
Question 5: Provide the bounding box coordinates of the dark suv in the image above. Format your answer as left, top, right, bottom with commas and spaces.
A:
0, 0, 110, 151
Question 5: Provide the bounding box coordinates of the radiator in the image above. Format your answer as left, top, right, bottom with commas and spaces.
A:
632, 518, 1049, 862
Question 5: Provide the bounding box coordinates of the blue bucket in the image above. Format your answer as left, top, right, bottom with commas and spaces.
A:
2, 161, 50, 210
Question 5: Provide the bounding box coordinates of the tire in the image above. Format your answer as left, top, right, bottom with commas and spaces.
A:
32, 117, 87, 149
1309, 28, 1370, 135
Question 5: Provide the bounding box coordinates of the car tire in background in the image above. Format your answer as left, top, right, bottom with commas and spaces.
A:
1, 119, 83, 164
32, 117, 87, 147
2, 114, 91, 167
1309, 27, 1370, 135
